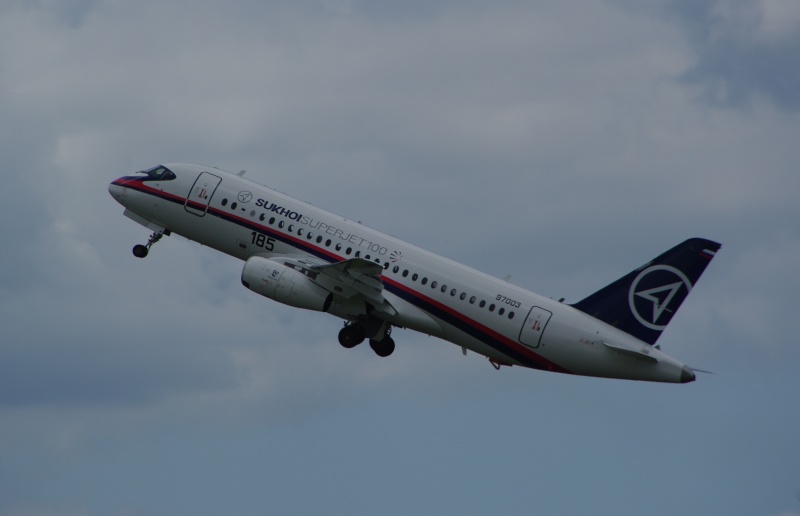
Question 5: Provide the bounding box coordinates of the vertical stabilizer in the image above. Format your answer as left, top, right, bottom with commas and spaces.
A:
571, 238, 720, 345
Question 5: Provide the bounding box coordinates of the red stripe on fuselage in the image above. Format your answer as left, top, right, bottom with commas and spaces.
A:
117, 178, 569, 373
383, 277, 569, 373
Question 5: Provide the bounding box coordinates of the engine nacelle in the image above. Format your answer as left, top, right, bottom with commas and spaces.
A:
241, 256, 333, 312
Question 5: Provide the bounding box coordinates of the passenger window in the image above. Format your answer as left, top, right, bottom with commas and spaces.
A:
346, 247, 352, 255
450, 289, 457, 296
499, 307, 505, 315
335, 243, 342, 251
469, 296, 476, 304
508, 312, 515, 319
325, 239, 332, 247
316, 236, 323, 243
421, 277, 428, 285
279, 221, 285, 228
431, 281, 438, 288
259, 214, 265, 221
479, 300, 486, 308
221, 199, 228, 206
231, 202, 238, 210
402, 270, 409, 277
269, 217, 276, 225
460, 292, 466, 300
489, 304, 495, 312
412, 273, 418, 281
393, 266, 400, 273
441, 285, 447, 293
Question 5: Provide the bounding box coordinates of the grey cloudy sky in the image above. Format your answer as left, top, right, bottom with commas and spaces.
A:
1, 0, 799, 514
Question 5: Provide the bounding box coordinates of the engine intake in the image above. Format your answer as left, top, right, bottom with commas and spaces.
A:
241, 257, 333, 312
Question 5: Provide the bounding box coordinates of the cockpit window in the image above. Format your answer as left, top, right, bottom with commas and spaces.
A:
141, 165, 176, 181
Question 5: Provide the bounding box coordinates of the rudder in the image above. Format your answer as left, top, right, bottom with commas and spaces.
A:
571, 238, 721, 345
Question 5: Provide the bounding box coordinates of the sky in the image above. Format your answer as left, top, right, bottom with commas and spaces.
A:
1, 0, 799, 514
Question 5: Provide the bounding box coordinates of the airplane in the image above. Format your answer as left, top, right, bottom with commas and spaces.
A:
108, 163, 720, 384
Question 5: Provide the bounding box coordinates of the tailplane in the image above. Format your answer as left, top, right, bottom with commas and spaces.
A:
571, 238, 720, 345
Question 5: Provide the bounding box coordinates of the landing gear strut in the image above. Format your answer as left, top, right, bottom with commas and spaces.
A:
132, 231, 164, 258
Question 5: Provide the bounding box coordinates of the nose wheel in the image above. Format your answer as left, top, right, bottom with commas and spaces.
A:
132, 231, 164, 258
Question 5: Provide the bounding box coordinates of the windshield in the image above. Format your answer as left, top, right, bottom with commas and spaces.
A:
141, 165, 176, 181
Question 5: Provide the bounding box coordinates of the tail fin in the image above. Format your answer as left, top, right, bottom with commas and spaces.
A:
571, 238, 721, 345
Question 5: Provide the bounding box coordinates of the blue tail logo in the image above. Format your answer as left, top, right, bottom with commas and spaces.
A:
572, 238, 720, 345
628, 265, 692, 331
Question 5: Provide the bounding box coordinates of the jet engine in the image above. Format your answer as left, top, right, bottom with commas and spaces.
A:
241, 256, 333, 312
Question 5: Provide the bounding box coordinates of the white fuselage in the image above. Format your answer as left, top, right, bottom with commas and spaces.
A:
109, 163, 695, 383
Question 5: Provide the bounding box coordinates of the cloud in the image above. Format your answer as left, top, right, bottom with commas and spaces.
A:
0, 1, 798, 514
668, 0, 800, 109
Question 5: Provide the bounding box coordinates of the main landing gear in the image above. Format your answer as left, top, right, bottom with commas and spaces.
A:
132, 231, 164, 258
338, 321, 395, 357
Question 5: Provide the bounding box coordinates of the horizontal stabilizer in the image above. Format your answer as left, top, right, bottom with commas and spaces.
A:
600, 340, 659, 363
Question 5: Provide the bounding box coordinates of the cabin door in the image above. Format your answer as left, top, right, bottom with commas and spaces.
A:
185, 172, 222, 216
519, 306, 552, 349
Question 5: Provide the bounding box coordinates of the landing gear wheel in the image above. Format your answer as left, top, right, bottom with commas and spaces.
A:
338, 324, 366, 349
369, 336, 395, 357
132, 231, 164, 258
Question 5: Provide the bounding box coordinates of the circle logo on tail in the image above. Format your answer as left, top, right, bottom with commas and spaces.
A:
628, 265, 693, 331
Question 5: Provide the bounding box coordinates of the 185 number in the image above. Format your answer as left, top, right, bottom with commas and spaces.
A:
251, 232, 275, 251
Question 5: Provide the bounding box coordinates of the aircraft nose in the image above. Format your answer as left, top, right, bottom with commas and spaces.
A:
680, 365, 696, 383
108, 179, 128, 205
108, 180, 123, 198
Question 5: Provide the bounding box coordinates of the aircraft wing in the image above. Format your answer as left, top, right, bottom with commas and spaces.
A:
311, 258, 396, 315
270, 255, 397, 316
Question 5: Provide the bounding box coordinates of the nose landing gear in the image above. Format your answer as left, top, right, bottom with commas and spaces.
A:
132, 231, 165, 258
